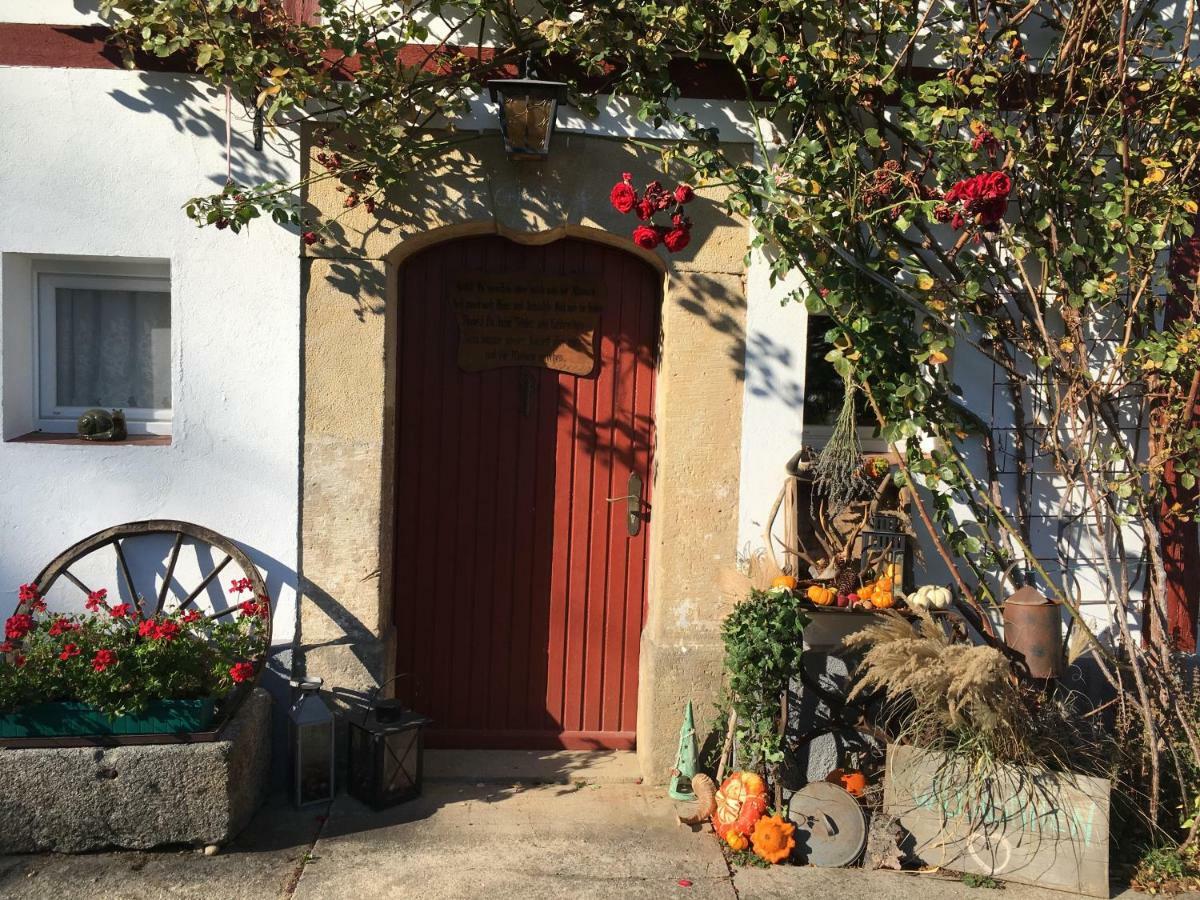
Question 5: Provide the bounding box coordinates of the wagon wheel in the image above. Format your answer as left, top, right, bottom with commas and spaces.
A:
31, 519, 270, 729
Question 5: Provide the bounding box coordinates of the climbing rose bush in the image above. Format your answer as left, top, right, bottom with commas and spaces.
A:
0, 581, 268, 717
610, 173, 695, 252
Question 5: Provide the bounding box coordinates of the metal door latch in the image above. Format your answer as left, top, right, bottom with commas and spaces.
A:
605, 472, 644, 536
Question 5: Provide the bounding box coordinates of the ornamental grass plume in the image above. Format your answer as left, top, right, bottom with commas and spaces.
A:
844, 610, 1063, 767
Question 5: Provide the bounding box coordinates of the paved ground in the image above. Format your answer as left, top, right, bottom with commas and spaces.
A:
0, 752, 1152, 900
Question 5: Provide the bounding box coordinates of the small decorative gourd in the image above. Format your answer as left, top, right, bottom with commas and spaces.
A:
76, 408, 127, 442
751, 814, 797, 864
712, 771, 769, 839
906, 584, 953, 611
771, 575, 799, 592
806, 585, 835, 606
826, 768, 867, 797
725, 830, 750, 852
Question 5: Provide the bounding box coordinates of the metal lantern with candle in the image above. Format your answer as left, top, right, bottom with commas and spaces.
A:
487, 73, 568, 161
288, 677, 335, 807
348, 677, 431, 810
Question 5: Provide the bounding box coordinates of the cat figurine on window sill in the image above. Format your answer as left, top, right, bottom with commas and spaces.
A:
76, 408, 127, 442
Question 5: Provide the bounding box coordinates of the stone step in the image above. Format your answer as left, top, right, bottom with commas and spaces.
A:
423, 749, 641, 785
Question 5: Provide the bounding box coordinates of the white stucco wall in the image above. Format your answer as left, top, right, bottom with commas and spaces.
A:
0, 66, 301, 695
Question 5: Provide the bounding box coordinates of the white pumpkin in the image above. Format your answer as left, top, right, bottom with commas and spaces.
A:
906, 585, 953, 610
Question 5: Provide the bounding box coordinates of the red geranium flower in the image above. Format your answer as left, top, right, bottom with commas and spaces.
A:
48, 617, 80, 637
138, 619, 158, 638
110, 603, 133, 619
631, 225, 661, 250
674, 184, 695, 205
59, 643, 81, 661
5, 614, 33, 641
17, 584, 46, 612
230, 662, 255, 683
92, 649, 117, 673
154, 620, 181, 641
13, 654, 25, 668
85, 589, 109, 612
181, 609, 202, 624
229, 577, 253, 595
610, 181, 637, 214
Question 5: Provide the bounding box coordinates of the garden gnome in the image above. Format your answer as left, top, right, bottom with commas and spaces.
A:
668, 701, 698, 800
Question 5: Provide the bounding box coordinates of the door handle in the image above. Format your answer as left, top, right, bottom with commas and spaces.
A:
605, 472, 644, 537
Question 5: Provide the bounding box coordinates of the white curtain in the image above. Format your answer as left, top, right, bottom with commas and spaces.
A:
54, 288, 171, 411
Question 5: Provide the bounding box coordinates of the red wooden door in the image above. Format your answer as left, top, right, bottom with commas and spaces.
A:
392, 235, 659, 749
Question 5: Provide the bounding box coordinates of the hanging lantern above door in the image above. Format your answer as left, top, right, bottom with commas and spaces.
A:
487, 77, 568, 160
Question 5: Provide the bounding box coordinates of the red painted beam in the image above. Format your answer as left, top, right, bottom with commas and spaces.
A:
1160, 222, 1200, 651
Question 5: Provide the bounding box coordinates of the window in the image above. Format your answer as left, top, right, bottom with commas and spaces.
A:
803, 315, 884, 450
35, 269, 171, 435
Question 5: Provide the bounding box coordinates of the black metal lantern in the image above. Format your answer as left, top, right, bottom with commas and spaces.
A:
487, 77, 568, 160
859, 514, 910, 595
288, 677, 335, 808
348, 698, 431, 810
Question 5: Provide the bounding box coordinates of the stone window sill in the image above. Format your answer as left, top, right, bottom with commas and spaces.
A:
7, 432, 171, 447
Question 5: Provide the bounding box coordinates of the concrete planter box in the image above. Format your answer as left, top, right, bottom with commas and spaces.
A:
884, 744, 1110, 897
0, 687, 271, 853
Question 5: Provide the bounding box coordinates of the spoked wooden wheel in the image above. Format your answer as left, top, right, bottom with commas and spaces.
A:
28, 519, 270, 741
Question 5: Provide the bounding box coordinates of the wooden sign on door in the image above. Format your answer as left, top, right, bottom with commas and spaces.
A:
450, 273, 604, 376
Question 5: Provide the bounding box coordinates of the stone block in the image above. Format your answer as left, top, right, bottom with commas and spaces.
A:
0, 688, 272, 853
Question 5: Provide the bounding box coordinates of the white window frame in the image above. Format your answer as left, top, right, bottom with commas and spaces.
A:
34, 269, 172, 436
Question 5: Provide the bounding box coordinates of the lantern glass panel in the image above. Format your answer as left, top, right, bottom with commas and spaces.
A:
297, 722, 334, 804
501, 94, 554, 157
289, 677, 335, 807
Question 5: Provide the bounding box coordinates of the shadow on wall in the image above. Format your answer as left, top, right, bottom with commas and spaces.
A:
107, 72, 296, 190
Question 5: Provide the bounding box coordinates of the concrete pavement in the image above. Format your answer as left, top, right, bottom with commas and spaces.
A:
0, 751, 1149, 900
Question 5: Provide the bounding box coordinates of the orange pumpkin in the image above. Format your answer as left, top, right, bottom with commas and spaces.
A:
870, 591, 896, 609
712, 771, 769, 839
806, 585, 835, 606
751, 814, 797, 864
771, 575, 799, 591
725, 830, 750, 852
826, 768, 867, 797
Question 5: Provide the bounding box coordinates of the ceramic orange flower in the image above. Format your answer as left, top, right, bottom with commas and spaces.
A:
751, 815, 796, 864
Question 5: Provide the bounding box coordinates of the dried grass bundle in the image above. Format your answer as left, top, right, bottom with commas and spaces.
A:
844, 614, 1022, 748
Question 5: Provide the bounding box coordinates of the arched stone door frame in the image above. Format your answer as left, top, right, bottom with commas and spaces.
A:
298, 133, 748, 778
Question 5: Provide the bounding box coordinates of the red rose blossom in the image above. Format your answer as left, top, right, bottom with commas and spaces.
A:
85, 588, 108, 612
302, 231, 320, 246
92, 649, 117, 673
5, 614, 33, 640
674, 184, 695, 205
610, 181, 637, 214
634, 197, 655, 221
631, 225, 661, 250
662, 225, 691, 253
230, 662, 255, 683
59, 643, 81, 661
110, 603, 133, 619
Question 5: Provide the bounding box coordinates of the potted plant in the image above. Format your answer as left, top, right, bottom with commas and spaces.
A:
0, 580, 268, 738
